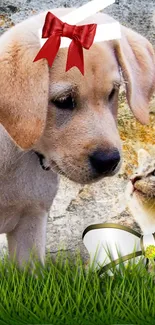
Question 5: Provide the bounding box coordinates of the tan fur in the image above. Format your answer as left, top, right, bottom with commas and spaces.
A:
0, 9, 155, 266
0, 9, 154, 149
115, 27, 155, 123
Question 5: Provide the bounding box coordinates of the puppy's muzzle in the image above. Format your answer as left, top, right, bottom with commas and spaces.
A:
89, 148, 121, 176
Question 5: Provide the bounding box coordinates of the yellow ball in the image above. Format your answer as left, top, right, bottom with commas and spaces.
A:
145, 245, 155, 259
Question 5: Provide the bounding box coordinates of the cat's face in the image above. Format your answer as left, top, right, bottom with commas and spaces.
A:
131, 149, 155, 199
126, 149, 155, 234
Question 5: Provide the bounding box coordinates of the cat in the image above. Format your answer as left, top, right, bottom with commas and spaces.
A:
126, 149, 155, 235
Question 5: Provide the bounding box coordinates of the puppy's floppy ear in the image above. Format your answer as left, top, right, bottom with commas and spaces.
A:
115, 26, 155, 124
0, 30, 49, 149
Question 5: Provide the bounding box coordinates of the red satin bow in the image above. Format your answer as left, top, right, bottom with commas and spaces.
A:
34, 12, 97, 75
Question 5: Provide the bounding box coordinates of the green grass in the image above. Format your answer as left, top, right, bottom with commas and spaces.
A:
0, 252, 155, 325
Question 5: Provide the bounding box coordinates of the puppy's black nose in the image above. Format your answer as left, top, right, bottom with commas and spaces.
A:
89, 149, 120, 175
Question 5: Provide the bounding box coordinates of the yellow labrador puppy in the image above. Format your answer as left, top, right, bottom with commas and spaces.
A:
0, 8, 154, 267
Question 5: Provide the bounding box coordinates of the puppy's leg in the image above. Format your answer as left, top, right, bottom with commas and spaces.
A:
6, 209, 48, 269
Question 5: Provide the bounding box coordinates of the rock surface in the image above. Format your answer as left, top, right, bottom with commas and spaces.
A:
0, 0, 155, 259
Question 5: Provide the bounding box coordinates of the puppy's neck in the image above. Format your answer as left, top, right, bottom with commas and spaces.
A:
0, 124, 24, 175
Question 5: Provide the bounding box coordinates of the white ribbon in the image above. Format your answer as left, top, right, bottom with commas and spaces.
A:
82, 224, 155, 274
39, 0, 121, 48
61, 0, 115, 25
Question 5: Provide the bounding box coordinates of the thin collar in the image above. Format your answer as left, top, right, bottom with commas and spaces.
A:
34, 151, 50, 171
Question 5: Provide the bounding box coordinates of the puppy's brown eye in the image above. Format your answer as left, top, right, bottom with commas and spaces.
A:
51, 95, 75, 110
108, 88, 116, 101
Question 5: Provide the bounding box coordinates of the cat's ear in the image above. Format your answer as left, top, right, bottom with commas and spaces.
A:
138, 149, 151, 166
